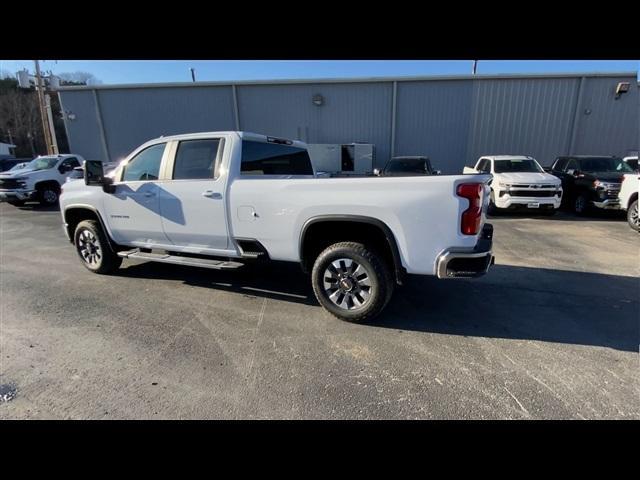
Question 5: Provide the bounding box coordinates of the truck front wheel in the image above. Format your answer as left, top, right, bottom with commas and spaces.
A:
74, 220, 122, 274
37, 184, 59, 206
488, 191, 501, 215
311, 242, 393, 323
628, 199, 639, 231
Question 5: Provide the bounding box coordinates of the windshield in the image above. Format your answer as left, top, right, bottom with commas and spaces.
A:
24, 156, 59, 171
385, 159, 429, 174
579, 157, 633, 173
494, 159, 543, 173
8, 162, 28, 171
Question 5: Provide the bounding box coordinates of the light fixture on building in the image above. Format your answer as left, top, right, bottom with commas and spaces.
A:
65, 111, 76, 121
312, 94, 324, 106
615, 82, 630, 99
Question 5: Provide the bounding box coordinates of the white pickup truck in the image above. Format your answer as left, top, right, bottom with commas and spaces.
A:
59, 131, 494, 322
0, 154, 85, 206
618, 173, 639, 231
464, 155, 562, 215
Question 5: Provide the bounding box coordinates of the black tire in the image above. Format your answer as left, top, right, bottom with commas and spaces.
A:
74, 220, 122, 274
573, 193, 589, 215
488, 191, 501, 216
7, 200, 25, 207
37, 183, 59, 206
628, 199, 639, 232
311, 241, 393, 323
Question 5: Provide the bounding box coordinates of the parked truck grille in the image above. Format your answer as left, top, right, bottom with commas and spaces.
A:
508, 190, 558, 197
0, 179, 21, 189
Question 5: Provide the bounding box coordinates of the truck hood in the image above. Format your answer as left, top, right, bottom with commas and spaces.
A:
495, 172, 560, 185
0, 167, 40, 178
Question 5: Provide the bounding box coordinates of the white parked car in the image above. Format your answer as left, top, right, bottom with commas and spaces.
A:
464, 155, 562, 215
618, 173, 639, 231
59, 131, 495, 322
0, 154, 85, 206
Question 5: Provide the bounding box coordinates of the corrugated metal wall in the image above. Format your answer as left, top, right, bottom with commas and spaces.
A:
573, 77, 639, 156
466, 77, 580, 167
237, 82, 393, 162
59, 74, 639, 172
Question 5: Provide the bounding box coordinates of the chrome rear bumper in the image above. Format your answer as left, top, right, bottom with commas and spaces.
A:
436, 224, 494, 279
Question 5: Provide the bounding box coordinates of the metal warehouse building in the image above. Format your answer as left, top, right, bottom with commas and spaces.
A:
57, 72, 639, 173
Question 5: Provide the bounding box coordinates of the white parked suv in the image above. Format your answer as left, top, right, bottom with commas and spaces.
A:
59, 131, 495, 322
464, 155, 562, 215
618, 173, 639, 231
0, 154, 85, 206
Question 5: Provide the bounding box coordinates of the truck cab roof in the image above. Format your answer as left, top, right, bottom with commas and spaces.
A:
480, 155, 535, 161
146, 131, 307, 149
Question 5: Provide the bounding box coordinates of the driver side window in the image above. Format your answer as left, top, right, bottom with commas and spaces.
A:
122, 143, 166, 182
61, 157, 80, 169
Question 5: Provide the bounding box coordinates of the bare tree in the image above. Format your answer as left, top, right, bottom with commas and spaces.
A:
0, 69, 14, 80
57, 71, 102, 86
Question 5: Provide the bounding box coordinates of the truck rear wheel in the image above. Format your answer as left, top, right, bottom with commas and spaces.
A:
311, 241, 393, 323
74, 220, 122, 274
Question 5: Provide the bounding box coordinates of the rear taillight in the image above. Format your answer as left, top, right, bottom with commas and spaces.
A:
457, 183, 483, 235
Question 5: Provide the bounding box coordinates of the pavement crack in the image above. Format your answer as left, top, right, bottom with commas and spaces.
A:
504, 386, 530, 417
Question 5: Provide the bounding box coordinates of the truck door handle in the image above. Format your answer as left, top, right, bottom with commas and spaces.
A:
202, 190, 222, 199
144, 191, 155, 198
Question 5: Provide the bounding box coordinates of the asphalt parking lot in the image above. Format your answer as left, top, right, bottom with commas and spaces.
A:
0, 203, 638, 419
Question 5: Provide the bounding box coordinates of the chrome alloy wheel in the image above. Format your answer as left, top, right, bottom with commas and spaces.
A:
630, 202, 639, 228
77, 229, 102, 266
323, 258, 372, 310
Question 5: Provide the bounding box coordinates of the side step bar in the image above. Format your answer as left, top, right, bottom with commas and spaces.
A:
117, 249, 244, 270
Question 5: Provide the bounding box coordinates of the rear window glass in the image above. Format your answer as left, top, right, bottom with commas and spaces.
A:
241, 140, 313, 176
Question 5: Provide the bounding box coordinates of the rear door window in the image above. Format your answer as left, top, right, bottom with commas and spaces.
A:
173, 139, 221, 180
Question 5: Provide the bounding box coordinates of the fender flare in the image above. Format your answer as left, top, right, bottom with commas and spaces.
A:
63, 204, 118, 253
298, 214, 405, 284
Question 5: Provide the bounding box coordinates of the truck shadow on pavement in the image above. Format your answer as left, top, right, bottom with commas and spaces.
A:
15, 203, 60, 212
116, 261, 639, 352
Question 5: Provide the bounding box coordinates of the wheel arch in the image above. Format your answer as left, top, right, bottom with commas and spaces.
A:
34, 179, 61, 193
63, 205, 117, 252
298, 215, 405, 285
628, 192, 638, 209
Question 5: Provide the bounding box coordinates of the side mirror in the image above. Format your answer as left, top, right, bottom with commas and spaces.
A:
84, 160, 105, 186
373, 168, 381, 176
59, 164, 72, 173
84, 160, 116, 193
543, 166, 552, 173
434, 170, 442, 175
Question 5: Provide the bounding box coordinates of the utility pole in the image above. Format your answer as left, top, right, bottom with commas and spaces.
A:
34, 60, 55, 155
472, 60, 478, 75
45, 94, 59, 154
